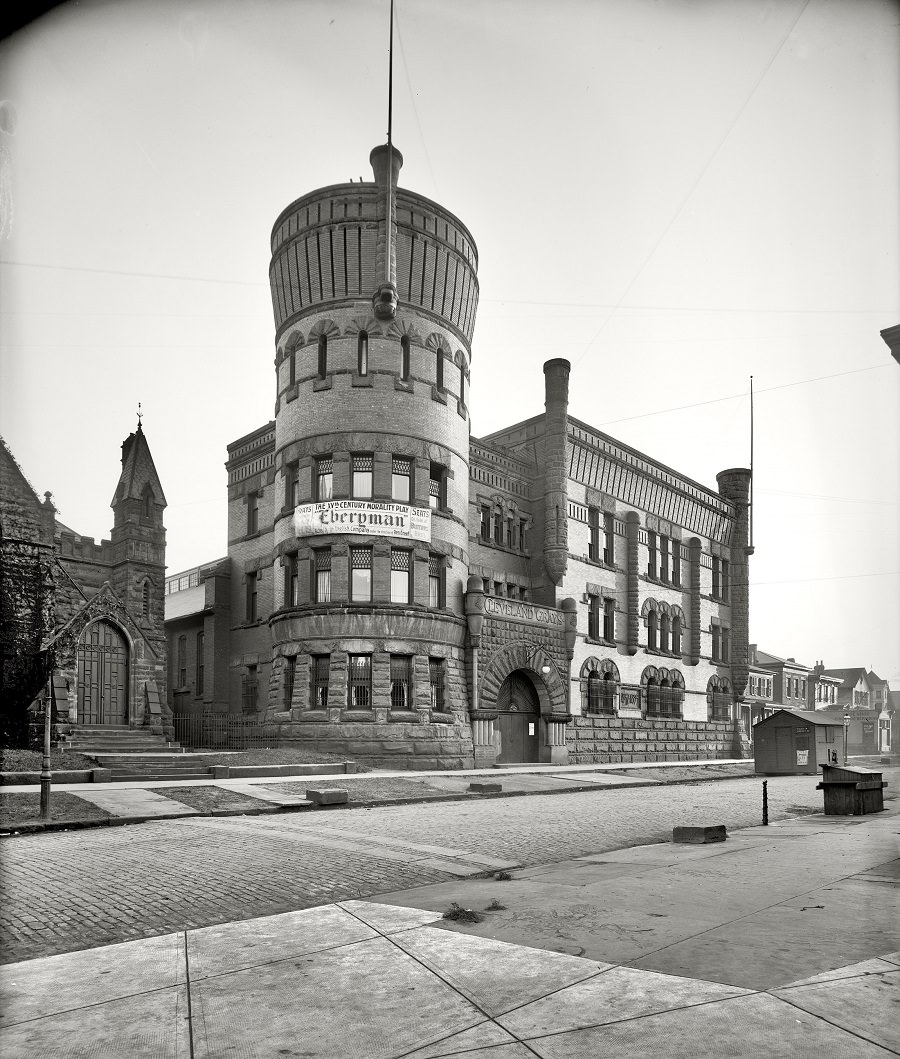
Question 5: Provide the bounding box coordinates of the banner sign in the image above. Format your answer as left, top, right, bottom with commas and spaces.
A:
293, 501, 431, 542
483, 596, 565, 627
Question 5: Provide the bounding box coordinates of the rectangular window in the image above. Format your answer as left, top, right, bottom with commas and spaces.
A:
348, 654, 372, 709
647, 531, 657, 578
506, 517, 514, 548
587, 594, 600, 639
721, 559, 730, 601
429, 658, 445, 711
671, 540, 680, 586
196, 632, 204, 695
246, 572, 258, 622
352, 454, 374, 499
588, 507, 600, 560
493, 512, 502, 545
390, 655, 412, 710
177, 636, 186, 688
390, 549, 411, 604
660, 536, 669, 582
311, 655, 330, 709
429, 554, 445, 608
429, 463, 446, 510
242, 665, 259, 713
603, 597, 615, 642
520, 518, 528, 552
481, 505, 491, 541
603, 513, 614, 565
712, 624, 721, 662
392, 457, 412, 502
315, 456, 333, 501
285, 552, 299, 607
722, 628, 730, 664
247, 492, 259, 535
283, 655, 296, 709
286, 461, 300, 508
350, 547, 372, 601
314, 548, 331, 603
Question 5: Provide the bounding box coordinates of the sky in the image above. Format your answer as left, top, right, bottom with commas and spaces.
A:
1, 0, 898, 685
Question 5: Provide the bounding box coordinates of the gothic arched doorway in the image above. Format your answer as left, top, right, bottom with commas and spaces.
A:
496, 670, 540, 764
77, 620, 129, 725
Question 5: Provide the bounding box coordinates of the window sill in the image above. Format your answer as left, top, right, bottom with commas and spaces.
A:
388, 710, 419, 723
585, 636, 616, 648
394, 377, 414, 393
344, 710, 376, 721
313, 376, 332, 391
581, 554, 617, 572
351, 374, 373, 387
431, 386, 447, 405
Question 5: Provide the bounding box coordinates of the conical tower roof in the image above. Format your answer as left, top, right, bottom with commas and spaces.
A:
111, 423, 167, 508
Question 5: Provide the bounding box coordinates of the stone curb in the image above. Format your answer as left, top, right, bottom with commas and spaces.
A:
0, 762, 359, 786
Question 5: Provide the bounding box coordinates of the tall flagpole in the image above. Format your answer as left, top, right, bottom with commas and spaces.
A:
385, 0, 394, 290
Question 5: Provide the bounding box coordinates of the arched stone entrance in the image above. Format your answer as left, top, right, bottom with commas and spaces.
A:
77, 620, 129, 725
496, 670, 541, 764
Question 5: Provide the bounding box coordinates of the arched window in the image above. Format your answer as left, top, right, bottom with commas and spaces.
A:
142, 581, 151, 619
707, 675, 731, 722
400, 335, 410, 381
357, 330, 368, 376
660, 612, 670, 653
435, 349, 444, 390
317, 335, 328, 379
460, 368, 466, 406
648, 609, 658, 650
587, 670, 603, 714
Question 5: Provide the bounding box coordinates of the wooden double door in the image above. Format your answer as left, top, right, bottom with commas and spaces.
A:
496, 670, 541, 764
77, 620, 129, 725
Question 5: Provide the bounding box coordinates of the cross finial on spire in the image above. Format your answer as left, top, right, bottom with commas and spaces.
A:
137, 401, 143, 430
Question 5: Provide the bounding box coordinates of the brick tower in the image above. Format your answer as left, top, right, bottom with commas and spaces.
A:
263, 144, 480, 768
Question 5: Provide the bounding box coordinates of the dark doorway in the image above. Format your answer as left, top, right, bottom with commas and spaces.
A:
496, 670, 540, 764
77, 620, 128, 725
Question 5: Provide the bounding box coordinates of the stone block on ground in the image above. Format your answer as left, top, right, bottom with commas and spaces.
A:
468, 782, 502, 794
306, 788, 348, 805
673, 824, 727, 844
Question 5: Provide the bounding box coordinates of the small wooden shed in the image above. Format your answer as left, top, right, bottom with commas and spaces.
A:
753, 709, 845, 775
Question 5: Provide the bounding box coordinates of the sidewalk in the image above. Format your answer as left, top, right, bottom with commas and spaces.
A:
1, 799, 897, 1057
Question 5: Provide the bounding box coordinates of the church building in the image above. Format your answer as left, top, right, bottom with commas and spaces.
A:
0, 425, 169, 745
165, 143, 750, 768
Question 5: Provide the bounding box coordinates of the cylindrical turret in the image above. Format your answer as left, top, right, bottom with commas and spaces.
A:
263, 147, 481, 768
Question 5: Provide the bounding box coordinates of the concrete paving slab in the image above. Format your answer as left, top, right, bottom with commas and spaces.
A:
0, 932, 185, 1025
521, 991, 899, 1058
771, 970, 900, 1052
72, 788, 198, 817
781, 957, 900, 986
190, 935, 485, 1059
424, 1046, 536, 1059
497, 965, 750, 1038
549, 772, 661, 786
306, 823, 521, 868
215, 780, 312, 807
401, 1021, 519, 1058
338, 899, 443, 934
629, 880, 900, 990
186, 904, 378, 980
391, 927, 609, 1016
0, 985, 190, 1059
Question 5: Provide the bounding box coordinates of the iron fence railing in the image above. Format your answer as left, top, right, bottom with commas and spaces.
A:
172, 714, 279, 750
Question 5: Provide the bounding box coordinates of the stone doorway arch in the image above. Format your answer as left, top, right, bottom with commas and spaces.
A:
496, 670, 541, 764
77, 619, 129, 725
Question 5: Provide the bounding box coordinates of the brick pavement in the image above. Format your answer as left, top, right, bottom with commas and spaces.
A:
0, 774, 845, 965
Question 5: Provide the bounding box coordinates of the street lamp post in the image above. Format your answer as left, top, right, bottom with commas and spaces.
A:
39, 684, 52, 820
843, 712, 850, 763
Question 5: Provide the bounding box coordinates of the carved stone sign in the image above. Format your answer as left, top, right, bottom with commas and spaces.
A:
618, 686, 642, 715
484, 596, 565, 627
293, 501, 431, 541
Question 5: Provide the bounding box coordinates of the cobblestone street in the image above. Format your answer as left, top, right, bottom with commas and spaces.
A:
0, 774, 844, 965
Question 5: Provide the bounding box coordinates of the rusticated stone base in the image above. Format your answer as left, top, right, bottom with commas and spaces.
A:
568, 716, 736, 763
273, 721, 475, 771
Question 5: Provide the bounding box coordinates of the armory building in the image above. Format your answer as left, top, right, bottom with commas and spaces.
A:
165, 143, 751, 769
